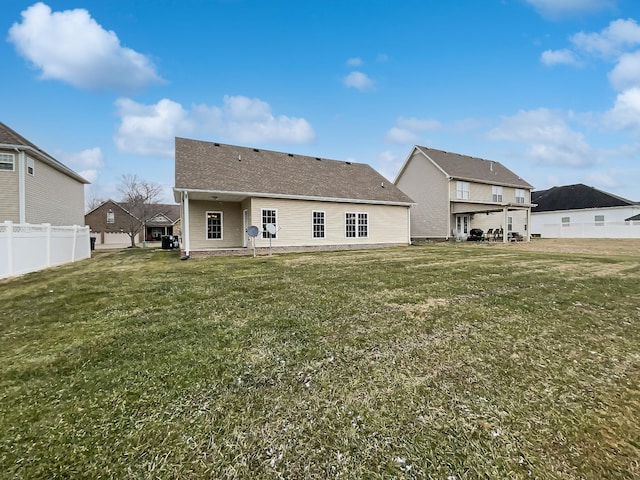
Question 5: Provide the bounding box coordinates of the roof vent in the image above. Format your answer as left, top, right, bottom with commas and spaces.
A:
316, 157, 322, 161
214, 143, 220, 146
253, 148, 259, 152
238, 154, 241, 161
288, 153, 294, 157
345, 161, 352, 165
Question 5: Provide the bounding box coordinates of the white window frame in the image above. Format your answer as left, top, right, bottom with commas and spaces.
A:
561, 216, 570, 227
312, 210, 325, 239
262, 208, 277, 239
345, 212, 368, 239
515, 188, 525, 204
206, 211, 223, 240
507, 216, 513, 232
456, 181, 470, 200
492, 185, 503, 202
106, 210, 115, 224
595, 214, 605, 226
0, 153, 15, 171
27, 157, 35, 176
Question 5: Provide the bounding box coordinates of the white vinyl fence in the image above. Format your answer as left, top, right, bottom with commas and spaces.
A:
0, 221, 91, 279
538, 221, 640, 239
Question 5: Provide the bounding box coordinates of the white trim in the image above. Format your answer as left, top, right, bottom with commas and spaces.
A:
0, 152, 15, 171
206, 210, 223, 240
261, 208, 278, 239
311, 210, 326, 239
0, 143, 88, 184
345, 211, 368, 239
243, 209, 249, 247
27, 156, 35, 176
172, 187, 413, 207
183, 191, 190, 255
18, 151, 26, 223
456, 181, 470, 200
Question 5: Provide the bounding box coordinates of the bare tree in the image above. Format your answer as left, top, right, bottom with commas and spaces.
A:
117, 174, 163, 247
85, 194, 106, 213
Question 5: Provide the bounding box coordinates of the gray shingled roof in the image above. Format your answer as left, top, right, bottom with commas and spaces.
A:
0, 121, 89, 184
415, 146, 533, 188
532, 184, 638, 212
175, 138, 414, 204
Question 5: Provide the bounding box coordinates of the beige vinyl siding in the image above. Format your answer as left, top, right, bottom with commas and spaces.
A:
248, 198, 409, 247
395, 151, 448, 238
0, 151, 19, 222
25, 157, 85, 225
188, 200, 243, 249
449, 182, 529, 205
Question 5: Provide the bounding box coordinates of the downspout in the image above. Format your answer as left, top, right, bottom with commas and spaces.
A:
16, 149, 26, 223
446, 178, 452, 239
182, 191, 190, 256
407, 206, 412, 245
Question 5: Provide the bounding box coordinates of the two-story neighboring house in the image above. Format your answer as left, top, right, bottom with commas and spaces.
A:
0, 121, 88, 226
394, 146, 534, 242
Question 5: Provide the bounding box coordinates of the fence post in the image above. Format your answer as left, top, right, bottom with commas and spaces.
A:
5, 221, 13, 276
71, 225, 78, 262
45, 223, 52, 267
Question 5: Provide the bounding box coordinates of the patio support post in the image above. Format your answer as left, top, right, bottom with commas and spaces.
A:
183, 191, 190, 255
526, 207, 531, 242
503, 206, 508, 243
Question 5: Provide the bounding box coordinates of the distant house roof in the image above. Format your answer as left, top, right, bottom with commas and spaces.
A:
85, 200, 180, 224
406, 146, 533, 189
0, 121, 89, 184
174, 138, 413, 205
626, 213, 640, 221
532, 184, 638, 212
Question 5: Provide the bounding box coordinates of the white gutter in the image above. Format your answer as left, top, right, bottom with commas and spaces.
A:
0, 143, 89, 184
172, 187, 414, 207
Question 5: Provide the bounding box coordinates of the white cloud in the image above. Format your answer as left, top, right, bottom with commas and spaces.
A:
570, 18, 640, 58
343, 71, 374, 91
541, 48, 583, 66
377, 53, 390, 62
386, 127, 419, 144
56, 147, 105, 183
7, 2, 163, 92
386, 116, 441, 144
604, 87, 640, 131
346, 57, 363, 67
525, 0, 615, 19
376, 150, 404, 181
488, 108, 596, 167
114, 95, 316, 156
608, 51, 640, 90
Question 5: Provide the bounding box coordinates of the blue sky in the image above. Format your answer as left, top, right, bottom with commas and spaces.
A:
3, 0, 640, 204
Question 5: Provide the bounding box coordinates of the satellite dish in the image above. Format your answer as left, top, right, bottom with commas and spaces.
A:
247, 225, 259, 237
266, 223, 277, 235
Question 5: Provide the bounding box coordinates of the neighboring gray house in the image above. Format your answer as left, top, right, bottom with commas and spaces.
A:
531, 184, 640, 238
394, 146, 534, 242
174, 138, 414, 256
0, 121, 88, 226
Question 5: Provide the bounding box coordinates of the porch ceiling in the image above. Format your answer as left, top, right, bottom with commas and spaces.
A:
184, 190, 249, 202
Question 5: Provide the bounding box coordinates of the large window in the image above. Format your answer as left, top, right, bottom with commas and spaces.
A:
262, 209, 277, 238
207, 211, 223, 239
456, 181, 470, 200
561, 216, 570, 227
312, 211, 325, 238
507, 216, 513, 232
0, 153, 14, 171
492, 186, 503, 202
515, 188, 525, 204
346, 212, 368, 238
595, 214, 605, 226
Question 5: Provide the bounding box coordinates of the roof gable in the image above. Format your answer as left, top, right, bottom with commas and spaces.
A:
532, 184, 637, 212
174, 138, 413, 204
0, 121, 89, 184
413, 146, 533, 188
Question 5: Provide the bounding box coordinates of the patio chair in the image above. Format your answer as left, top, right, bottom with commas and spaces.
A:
493, 228, 503, 241
485, 228, 493, 241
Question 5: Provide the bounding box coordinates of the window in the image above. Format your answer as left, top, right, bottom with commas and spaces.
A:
561, 216, 570, 227
492, 186, 503, 202
27, 157, 35, 176
0, 153, 14, 171
207, 211, 223, 239
262, 209, 277, 238
515, 188, 525, 204
346, 212, 368, 238
507, 216, 513, 232
312, 211, 325, 238
106, 209, 115, 223
456, 181, 470, 200
595, 215, 605, 226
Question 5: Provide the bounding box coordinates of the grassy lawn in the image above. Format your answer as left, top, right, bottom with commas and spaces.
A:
1, 243, 639, 479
